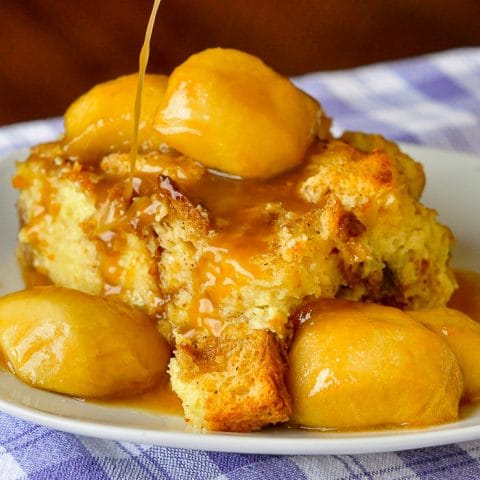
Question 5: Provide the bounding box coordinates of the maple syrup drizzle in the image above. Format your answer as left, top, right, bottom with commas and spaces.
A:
94, 378, 183, 416
127, 0, 162, 199
448, 269, 480, 322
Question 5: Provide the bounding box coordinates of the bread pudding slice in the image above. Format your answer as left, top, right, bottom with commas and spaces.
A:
14, 130, 455, 430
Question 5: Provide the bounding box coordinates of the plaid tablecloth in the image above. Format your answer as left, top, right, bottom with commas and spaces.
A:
1, 47, 479, 479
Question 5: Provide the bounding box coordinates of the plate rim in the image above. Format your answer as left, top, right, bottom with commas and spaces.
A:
2, 394, 480, 455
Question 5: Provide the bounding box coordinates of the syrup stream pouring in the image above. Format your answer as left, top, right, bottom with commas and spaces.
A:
127, 0, 162, 200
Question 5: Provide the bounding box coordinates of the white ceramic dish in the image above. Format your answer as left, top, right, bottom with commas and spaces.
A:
0, 144, 479, 455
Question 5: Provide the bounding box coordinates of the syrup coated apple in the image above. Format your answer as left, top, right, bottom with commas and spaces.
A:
288, 299, 462, 429
0, 286, 170, 398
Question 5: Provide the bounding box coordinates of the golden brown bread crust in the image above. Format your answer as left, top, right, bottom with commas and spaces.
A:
13, 134, 456, 431
170, 328, 291, 432
340, 131, 426, 200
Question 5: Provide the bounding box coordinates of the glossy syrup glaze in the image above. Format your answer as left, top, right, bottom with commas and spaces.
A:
448, 269, 480, 322
94, 378, 183, 416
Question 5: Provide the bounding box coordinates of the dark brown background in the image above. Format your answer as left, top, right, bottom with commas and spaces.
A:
1, 0, 479, 126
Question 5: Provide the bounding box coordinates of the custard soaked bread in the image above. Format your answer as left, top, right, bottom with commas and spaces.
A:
14, 49, 456, 431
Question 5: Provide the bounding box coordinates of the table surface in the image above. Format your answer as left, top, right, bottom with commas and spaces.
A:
0, 48, 480, 479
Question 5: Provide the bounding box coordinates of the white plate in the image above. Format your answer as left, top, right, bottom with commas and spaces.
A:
0, 144, 479, 455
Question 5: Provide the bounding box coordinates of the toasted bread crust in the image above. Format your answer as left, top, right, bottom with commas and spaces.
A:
170, 328, 291, 431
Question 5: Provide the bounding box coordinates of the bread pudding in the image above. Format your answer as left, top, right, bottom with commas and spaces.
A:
11, 48, 458, 432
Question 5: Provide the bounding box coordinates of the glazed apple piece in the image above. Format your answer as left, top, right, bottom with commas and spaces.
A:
155, 48, 328, 179
409, 307, 480, 402
63, 73, 168, 160
0, 286, 170, 398
288, 299, 463, 430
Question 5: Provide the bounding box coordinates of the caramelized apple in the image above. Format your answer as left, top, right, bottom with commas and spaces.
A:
63, 73, 168, 160
409, 308, 480, 402
0, 286, 170, 398
288, 299, 462, 430
154, 48, 325, 179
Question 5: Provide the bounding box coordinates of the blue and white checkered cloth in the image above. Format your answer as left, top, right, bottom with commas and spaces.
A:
0, 48, 479, 479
